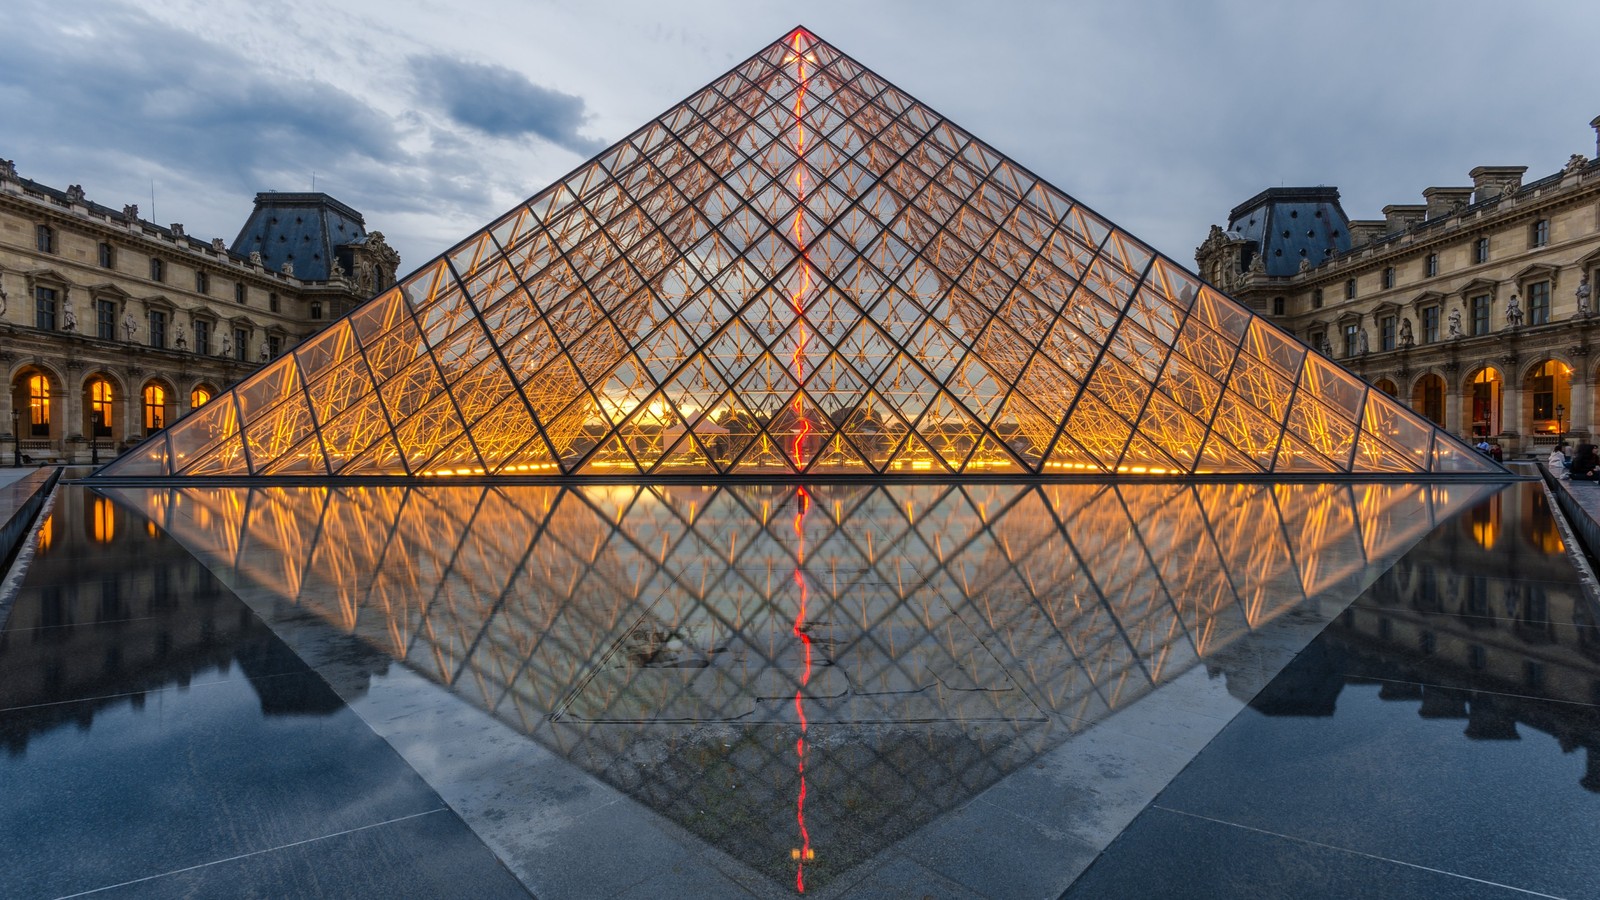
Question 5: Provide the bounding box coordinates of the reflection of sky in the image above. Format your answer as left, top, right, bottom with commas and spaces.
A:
100, 480, 1500, 889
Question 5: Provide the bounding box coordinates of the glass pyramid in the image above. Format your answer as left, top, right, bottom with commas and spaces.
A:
99, 28, 1503, 478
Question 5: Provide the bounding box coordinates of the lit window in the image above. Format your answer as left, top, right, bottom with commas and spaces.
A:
143, 383, 168, 434
191, 386, 212, 409
27, 374, 51, 436
35, 224, 54, 253
89, 378, 114, 437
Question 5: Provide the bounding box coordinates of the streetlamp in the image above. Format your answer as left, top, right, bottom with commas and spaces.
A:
1557, 403, 1566, 438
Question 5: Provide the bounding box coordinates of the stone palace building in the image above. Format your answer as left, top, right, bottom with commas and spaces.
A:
0, 160, 398, 464
1198, 115, 1600, 458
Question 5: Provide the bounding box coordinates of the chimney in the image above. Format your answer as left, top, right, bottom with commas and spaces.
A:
1469, 166, 1528, 203
1382, 204, 1426, 234
1592, 114, 1600, 158
1421, 187, 1474, 219
1347, 219, 1387, 246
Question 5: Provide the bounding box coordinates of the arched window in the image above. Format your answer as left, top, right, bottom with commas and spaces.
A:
1468, 368, 1502, 438
89, 378, 115, 437
191, 386, 212, 409
27, 374, 51, 436
143, 383, 168, 434
1373, 379, 1399, 397
1525, 360, 1571, 435
1412, 374, 1446, 426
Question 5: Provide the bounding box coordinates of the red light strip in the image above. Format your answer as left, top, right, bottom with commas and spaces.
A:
788, 31, 812, 468
792, 485, 813, 892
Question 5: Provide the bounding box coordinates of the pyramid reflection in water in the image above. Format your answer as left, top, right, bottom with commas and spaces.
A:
100, 29, 1500, 478
104, 480, 1498, 889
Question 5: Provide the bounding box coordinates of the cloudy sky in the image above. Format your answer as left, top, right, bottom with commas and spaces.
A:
3, 0, 1596, 275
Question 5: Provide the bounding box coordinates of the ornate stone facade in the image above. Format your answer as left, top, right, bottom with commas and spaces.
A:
1197, 115, 1600, 457
0, 163, 398, 463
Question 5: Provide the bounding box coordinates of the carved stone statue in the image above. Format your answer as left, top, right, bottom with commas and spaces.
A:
0, 159, 17, 179
1297, 257, 1313, 274
122, 204, 139, 220
211, 237, 226, 253
1577, 275, 1592, 319
174, 323, 188, 350
1399, 317, 1415, 347
65, 184, 86, 204
249, 250, 263, 267
259, 341, 270, 362
221, 332, 232, 357
61, 306, 77, 332
1319, 336, 1333, 356
169, 223, 185, 238
1356, 328, 1369, 355
122, 312, 138, 341
1248, 254, 1266, 275
330, 257, 345, 279
1448, 307, 1464, 339
280, 260, 295, 277
1565, 154, 1589, 176
0, 280, 8, 317
1505, 292, 1523, 327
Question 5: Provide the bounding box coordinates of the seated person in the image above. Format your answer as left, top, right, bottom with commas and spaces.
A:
1570, 443, 1600, 480
1476, 439, 1493, 455
1550, 442, 1571, 476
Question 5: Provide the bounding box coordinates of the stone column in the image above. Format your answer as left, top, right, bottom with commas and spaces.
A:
123, 370, 143, 443
62, 364, 82, 462
1504, 378, 1524, 448
1569, 368, 1591, 437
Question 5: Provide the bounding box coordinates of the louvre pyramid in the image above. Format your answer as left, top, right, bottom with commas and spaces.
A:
100, 28, 1504, 478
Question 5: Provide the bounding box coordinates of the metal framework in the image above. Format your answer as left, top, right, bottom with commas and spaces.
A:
107, 480, 1495, 887
101, 28, 1502, 478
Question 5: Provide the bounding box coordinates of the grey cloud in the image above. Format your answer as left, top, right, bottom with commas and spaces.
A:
410, 54, 604, 155
0, 4, 403, 186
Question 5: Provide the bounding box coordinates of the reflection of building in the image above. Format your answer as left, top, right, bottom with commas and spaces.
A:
0, 160, 399, 464
1197, 116, 1600, 457
1242, 485, 1600, 792
0, 490, 381, 756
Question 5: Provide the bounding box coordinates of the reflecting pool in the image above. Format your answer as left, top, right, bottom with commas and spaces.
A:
6, 479, 1595, 897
